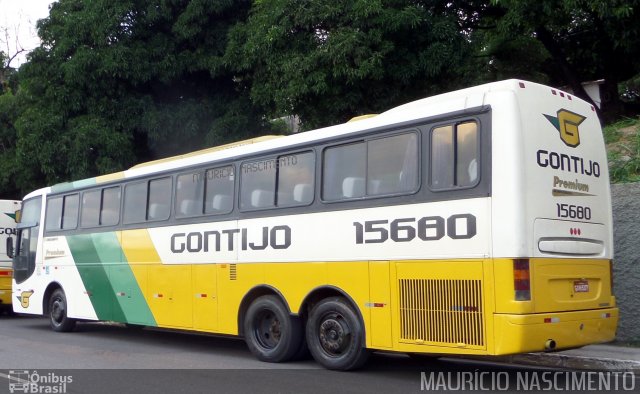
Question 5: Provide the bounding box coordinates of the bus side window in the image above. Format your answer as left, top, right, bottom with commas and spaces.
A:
205, 166, 234, 214
45, 197, 63, 231
323, 143, 366, 201
367, 133, 418, 195
456, 122, 479, 186
123, 182, 147, 224
430, 121, 479, 190
276, 152, 314, 206
240, 160, 276, 210
81, 190, 101, 228
323, 133, 418, 201
61, 194, 79, 230
148, 177, 171, 221
176, 172, 205, 218
431, 125, 455, 189
101, 186, 121, 226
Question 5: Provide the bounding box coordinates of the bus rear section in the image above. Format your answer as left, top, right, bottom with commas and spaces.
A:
0, 200, 20, 313
490, 81, 617, 354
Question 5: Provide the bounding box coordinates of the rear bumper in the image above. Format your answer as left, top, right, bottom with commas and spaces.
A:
493, 308, 618, 355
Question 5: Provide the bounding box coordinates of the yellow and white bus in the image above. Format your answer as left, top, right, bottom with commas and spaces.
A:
11, 80, 617, 370
0, 200, 20, 314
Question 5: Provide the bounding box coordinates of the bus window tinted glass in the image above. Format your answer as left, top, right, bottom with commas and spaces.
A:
277, 152, 314, 206
45, 197, 63, 231
431, 126, 455, 189
101, 187, 121, 226
177, 172, 205, 217
241, 160, 276, 209
148, 177, 171, 221
81, 190, 101, 228
62, 194, 79, 230
430, 122, 479, 190
368, 133, 418, 195
124, 182, 147, 224
456, 122, 479, 187
80, 190, 101, 227
323, 143, 366, 201
205, 166, 234, 214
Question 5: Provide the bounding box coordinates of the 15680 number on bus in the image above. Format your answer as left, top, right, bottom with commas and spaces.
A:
353, 214, 477, 244
556, 203, 592, 220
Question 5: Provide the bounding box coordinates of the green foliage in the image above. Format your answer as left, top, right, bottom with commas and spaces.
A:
0, 90, 21, 198
486, 0, 640, 118
13, 0, 278, 193
226, 0, 476, 128
606, 117, 640, 183
1, 0, 639, 196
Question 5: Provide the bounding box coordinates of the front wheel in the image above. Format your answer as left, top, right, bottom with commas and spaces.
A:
244, 295, 303, 363
49, 289, 76, 332
306, 297, 369, 370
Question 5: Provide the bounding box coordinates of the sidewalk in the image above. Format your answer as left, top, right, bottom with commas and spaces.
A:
501, 344, 640, 370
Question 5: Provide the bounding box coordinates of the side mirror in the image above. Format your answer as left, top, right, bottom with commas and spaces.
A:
6, 237, 14, 259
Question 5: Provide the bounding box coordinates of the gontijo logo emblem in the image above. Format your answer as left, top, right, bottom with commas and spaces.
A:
16, 290, 34, 308
544, 109, 586, 148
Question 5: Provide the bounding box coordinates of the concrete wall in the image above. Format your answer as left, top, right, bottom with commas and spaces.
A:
611, 183, 640, 342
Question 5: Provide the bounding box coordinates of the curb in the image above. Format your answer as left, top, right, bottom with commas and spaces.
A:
489, 352, 640, 371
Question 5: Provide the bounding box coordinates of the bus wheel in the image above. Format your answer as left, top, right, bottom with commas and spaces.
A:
306, 297, 369, 370
244, 295, 302, 363
49, 289, 76, 332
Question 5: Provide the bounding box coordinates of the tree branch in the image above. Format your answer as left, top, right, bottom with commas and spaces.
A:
534, 25, 600, 115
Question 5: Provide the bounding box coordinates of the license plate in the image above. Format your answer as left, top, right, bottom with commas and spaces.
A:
574, 280, 589, 293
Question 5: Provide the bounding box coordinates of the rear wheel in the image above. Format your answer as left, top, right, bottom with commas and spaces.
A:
49, 289, 76, 332
306, 297, 369, 370
244, 295, 302, 363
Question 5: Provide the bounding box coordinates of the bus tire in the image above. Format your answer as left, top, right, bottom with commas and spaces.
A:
49, 289, 76, 332
306, 297, 369, 370
244, 295, 302, 363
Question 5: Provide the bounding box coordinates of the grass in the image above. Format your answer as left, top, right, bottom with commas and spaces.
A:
605, 117, 640, 183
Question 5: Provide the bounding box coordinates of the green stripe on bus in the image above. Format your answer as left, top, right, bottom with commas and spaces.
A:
72, 178, 97, 189
67, 233, 156, 326
67, 234, 120, 321
50, 178, 96, 194
50, 182, 76, 194
93, 232, 156, 326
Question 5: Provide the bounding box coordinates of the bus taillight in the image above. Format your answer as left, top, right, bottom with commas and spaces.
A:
0, 270, 11, 277
514, 259, 531, 301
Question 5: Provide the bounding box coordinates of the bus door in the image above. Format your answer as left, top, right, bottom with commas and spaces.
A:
12, 197, 42, 314
13, 197, 42, 286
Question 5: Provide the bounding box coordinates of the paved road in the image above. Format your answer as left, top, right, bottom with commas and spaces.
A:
0, 314, 633, 394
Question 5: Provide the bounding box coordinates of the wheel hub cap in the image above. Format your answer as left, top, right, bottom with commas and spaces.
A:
319, 317, 350, 355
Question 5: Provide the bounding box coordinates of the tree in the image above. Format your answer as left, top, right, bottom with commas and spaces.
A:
14, 0, 282, 192
0, 85, 21, 199
481, 0, 640, 120
0, 44, 22, 198
226, 0, 477, 129
0, 25, 28, 91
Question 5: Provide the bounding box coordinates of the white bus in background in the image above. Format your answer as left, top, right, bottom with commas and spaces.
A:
0, 200, 20, 314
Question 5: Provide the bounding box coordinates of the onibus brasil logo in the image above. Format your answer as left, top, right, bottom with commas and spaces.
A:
544, 109, 586, 148
8, 370, 73, 393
